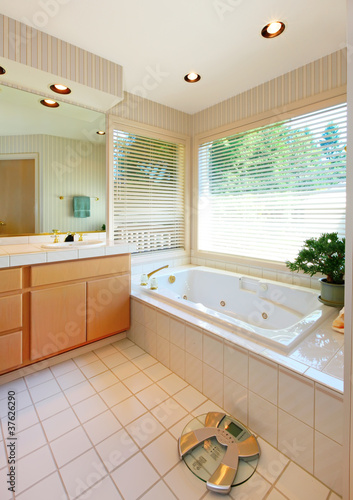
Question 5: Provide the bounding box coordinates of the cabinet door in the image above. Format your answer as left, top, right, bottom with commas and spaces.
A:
87, 275, 130, 342
30, 283, 86, 360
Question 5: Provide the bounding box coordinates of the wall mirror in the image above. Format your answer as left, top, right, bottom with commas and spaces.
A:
0, 84, 106, 237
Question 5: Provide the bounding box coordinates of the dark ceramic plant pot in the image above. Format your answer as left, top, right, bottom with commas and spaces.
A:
318, 278, 344, 307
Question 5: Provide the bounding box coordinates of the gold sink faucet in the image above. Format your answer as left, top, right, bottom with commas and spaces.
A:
52, 229, 60, 243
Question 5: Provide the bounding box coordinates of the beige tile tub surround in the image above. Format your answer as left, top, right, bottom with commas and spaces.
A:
0, 337, 341, 500
128, 295, 344, 496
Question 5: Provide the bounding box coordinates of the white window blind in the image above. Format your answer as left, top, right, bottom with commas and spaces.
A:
113, 129, 185, 253
198, 103, 347, 262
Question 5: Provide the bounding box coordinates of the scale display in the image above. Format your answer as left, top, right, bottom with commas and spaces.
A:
179, 412, 260, 494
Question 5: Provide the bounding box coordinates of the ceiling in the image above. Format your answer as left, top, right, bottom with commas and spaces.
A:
0, 0, 347, 114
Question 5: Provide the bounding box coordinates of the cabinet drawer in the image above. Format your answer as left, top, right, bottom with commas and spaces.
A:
31, 255, 130, 287
0, 331, 22, 372
30, 282, 86, 361
0, 268, 22, 293
0, 294, 22, 333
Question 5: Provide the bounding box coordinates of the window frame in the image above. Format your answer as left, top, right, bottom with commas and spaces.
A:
193, 92, 347, 271
107, 116, 190, 260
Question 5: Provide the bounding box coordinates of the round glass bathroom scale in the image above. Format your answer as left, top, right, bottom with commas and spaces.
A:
178, 412, 260, 495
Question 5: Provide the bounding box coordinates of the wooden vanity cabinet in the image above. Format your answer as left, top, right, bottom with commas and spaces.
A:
0, 268, 24, 372
0, 254, 131, 375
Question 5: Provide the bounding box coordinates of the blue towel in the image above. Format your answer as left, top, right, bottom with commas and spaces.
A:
73, 196, 91, 218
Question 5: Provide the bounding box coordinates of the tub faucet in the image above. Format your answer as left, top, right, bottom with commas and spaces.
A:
140, 265, 169, 286
147, 265, 169, 279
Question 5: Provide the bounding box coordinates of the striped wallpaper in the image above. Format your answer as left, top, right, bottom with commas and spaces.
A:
0, 134, 106, 233
109, 91, 192, 136
0, 14, 123, 97
192, 48, 347, 136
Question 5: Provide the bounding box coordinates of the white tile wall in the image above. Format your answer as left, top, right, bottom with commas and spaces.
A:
278, 410, 314, 473
128, 295, 343, 494
249, 355, 278, 405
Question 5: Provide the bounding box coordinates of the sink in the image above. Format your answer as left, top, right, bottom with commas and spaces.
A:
41, 240, 106, 249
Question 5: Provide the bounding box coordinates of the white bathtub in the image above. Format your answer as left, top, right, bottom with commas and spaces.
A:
132, 266, 335, 352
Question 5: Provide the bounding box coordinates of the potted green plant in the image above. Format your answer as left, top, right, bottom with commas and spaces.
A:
286, 232, 345, 307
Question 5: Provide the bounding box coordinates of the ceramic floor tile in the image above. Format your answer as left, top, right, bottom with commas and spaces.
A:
14, 404, 39, 432
102, 351, 128, 369
157, 373, 188, 395
228, 471, 271, 500
135, 384, 169, 409
73, 351, 100, 367
16, 472, 67, 500
79, 360, 108, 379
25, 368, 54, 388
0, 378, 27, 399
113, 338, 135, 351
173, 386, 207, 412
266, 489, 289, 500
89, 371, 119, 392
112, 361, 140, 380
126, 413, 165, 447
83, 410, 122, 445
50, 359, 77, 378
59, 449, 107, 500
140, 480, 177, 500
0, 466, 12, 500
151, 398, 188, 428
0, 440, 7, 469
255, 438, 289, 484
16, 445, 56, 494
275, 462, 330, 500
111, 452, 159, 500
0, 390, 32, 419
56, 369, 86, 391
28, 379, 62, 404
144, 363, 172, 381
73, 394, 108, 423
50, 426, 92, 467
190, 400, 224, 417
64, 381, 96, 406
99, 383, 132, 407
164, 461, 207, 500
42, 407, 80, 441
143, 432, 179, 475
132, 353, 158, 369
122, 345, 146, 360
35, 392, 70, 420
17, 423, 47, 459
94, 344, 118, 359
76, 476, 122, 500
95, 429, 139, 471
123, 372, 153, 393
111, 396, 147, 426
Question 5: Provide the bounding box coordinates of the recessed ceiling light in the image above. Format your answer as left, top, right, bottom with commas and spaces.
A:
50, 84, 71, 95
184, 72, 201, 83
96, 130, 105, 135
40, 99, 59, 108
0, 66, 6, 75
261, 21, 285, 38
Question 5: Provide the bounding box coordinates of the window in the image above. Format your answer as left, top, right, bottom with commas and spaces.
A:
113, 128, 185, 254
198, 103, 347, 262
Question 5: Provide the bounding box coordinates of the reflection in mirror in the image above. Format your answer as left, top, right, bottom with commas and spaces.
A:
0, 84, 106, 236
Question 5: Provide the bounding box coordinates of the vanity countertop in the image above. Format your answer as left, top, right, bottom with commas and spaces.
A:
0, 239, 136, 268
